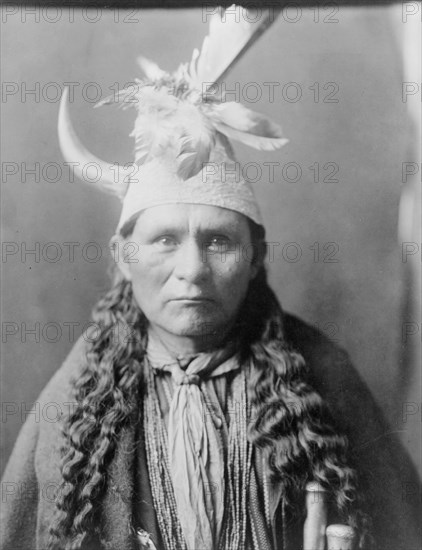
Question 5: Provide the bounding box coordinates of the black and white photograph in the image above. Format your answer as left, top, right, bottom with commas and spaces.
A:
1, 2, 421, 550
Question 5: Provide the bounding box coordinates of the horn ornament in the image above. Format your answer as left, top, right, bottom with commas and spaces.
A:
58, 86, 132, 199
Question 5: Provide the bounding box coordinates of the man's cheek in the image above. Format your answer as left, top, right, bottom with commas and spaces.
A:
213, 259, 248, 280
127, 246, 168, 269
129, 261, 165, 286
220, 266, 251, 293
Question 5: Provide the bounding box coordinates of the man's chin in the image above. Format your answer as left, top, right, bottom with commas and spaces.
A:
163, 312, 228, 339
171, 323, 223, 338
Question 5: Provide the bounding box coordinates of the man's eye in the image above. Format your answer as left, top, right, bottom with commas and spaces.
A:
154, 236, 178, 248
207, 237, 230, 252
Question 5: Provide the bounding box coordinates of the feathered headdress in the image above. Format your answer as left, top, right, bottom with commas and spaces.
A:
58, 5, 286, 229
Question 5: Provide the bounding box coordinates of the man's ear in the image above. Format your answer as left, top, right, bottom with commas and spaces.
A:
109, 234, 132, 281
249, 261, 260, 281
249, 240, 265, 281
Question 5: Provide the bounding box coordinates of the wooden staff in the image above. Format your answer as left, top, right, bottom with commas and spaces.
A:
303, 481, 329, 550
326, 524, 356, 550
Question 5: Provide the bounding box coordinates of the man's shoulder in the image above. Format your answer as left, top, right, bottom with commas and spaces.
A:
37, 336, 89, 406
282, 312, 350, 369
282, 312, 366, 407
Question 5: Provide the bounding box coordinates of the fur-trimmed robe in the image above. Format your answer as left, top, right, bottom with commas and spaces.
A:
1, 314, 420, 550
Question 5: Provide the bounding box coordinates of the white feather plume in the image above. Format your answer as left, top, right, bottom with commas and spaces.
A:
137, 56, 166, 80
190, 5, 280, 88
97, 4, 285, 181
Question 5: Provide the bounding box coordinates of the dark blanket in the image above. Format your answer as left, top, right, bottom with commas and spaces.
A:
1, 314, 420, 550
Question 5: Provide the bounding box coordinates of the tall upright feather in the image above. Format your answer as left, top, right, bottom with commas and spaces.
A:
191, 5, 281, 89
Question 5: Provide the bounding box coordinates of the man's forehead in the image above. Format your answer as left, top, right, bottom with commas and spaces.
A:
133, 204, 250, 233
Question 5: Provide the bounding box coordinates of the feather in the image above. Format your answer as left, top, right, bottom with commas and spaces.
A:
130, 87, 179, 164
177, 131, 215, 179
130, 88, 216, 176
175, 104, 216, 179
188, 48, 200, 83
94, 5, 285, 181
210, 102, 284, 139
215, 122, 288, 151
191, 4, 281, 88
137, 56, 166, 80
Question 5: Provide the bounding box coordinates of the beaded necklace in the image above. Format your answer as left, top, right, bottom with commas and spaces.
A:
143, 357, 254, 550
143, 364, 187, 550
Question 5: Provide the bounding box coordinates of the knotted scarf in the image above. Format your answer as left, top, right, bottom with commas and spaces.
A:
146, 330, 241, 550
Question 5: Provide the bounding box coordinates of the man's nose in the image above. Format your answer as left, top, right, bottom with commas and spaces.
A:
173, 240, 210, 282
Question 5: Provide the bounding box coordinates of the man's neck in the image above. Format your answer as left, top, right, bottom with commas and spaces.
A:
147, 323, 233, 357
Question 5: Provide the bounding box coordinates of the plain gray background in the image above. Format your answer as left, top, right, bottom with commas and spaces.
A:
1, 6, 420, 479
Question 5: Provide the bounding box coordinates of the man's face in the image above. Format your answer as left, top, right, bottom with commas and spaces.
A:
116, 204, 259, 348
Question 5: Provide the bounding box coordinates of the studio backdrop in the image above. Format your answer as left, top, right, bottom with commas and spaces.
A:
1, 5, 420, 480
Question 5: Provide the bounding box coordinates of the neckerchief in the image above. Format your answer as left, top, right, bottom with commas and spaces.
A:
146, 330, 240, 550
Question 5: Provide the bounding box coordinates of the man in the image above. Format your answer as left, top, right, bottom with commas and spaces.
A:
1, 7, 420, 550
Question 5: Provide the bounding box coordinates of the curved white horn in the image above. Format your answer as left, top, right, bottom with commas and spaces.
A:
58, 86, 133, 199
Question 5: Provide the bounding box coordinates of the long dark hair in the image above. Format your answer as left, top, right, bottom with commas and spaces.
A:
47, 217, 370, 549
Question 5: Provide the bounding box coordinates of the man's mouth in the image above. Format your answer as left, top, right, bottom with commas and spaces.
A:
169, 296, 214, 303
